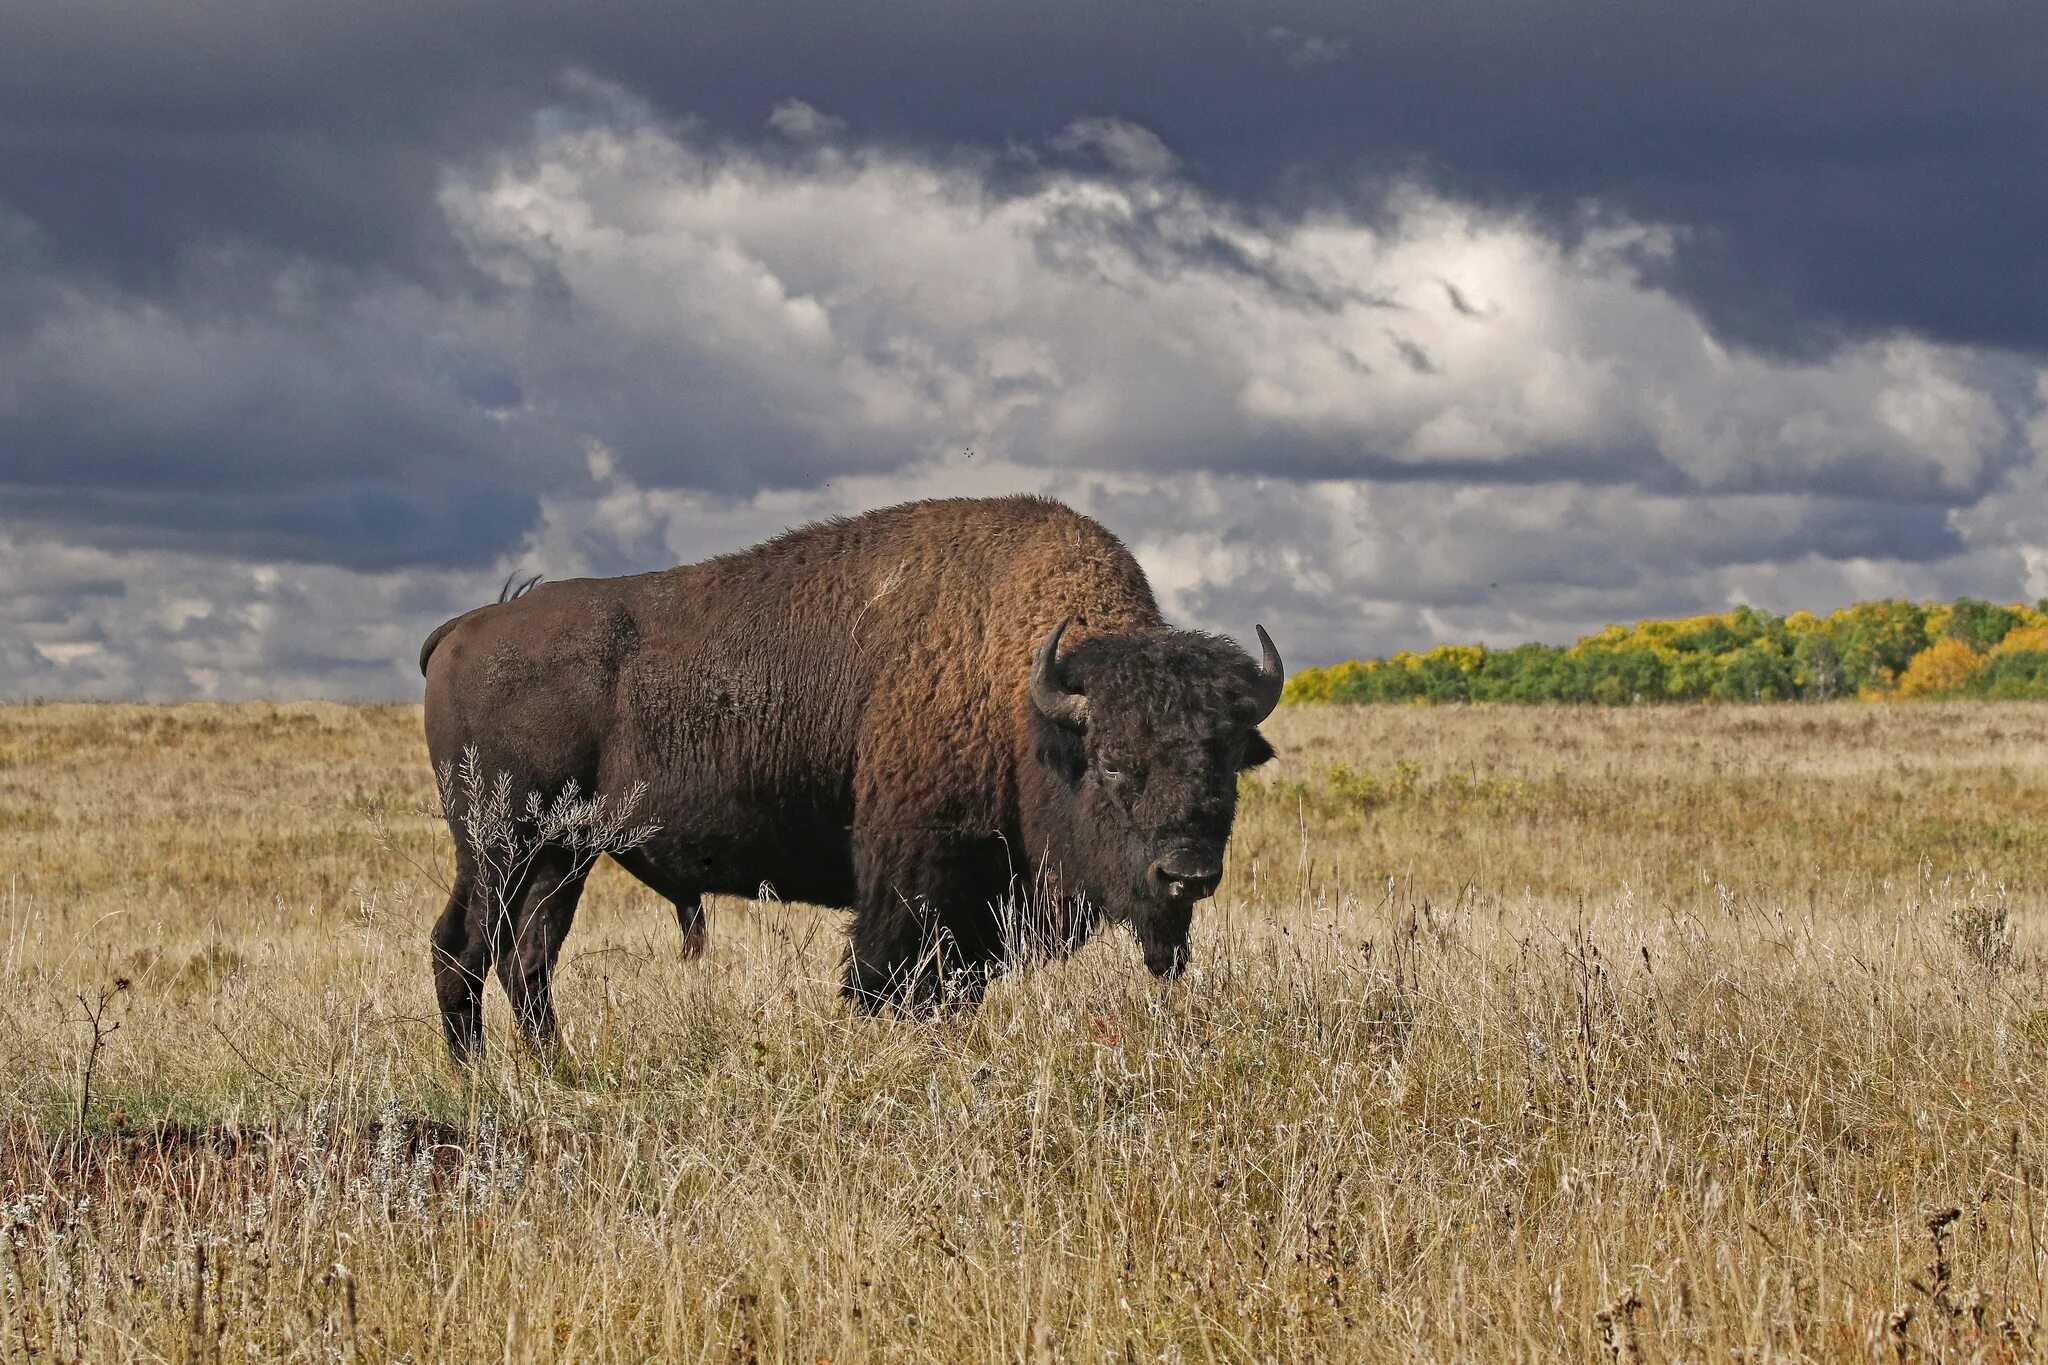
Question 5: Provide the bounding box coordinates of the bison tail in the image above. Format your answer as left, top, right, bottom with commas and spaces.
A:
419, 572, 544, 675
418, 617, 460, 676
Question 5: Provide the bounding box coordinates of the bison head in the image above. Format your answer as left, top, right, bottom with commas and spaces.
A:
1026, 619, 1281, 978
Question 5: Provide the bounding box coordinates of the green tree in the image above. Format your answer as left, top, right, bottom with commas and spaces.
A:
1711, 638, 1797, 702
1828, 601, 1929, 693
1942, 598, 2024, 653
1792, 632, 1841, 700
1971, 649, 2048, 699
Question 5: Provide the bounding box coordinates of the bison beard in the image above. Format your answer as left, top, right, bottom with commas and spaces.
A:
419, 496, 1280, 1061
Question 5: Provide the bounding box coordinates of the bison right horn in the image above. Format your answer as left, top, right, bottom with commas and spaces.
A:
1251, 624, 1284, 722
1030, 618, 1090, 729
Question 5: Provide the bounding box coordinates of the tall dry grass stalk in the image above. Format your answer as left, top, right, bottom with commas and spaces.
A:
0, 700, 2044, 1360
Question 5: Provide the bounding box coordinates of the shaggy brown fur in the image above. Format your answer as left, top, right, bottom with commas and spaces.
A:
421, 495, 1278, 1059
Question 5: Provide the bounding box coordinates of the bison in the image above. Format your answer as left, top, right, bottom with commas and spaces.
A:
419, 495, 1281, 1059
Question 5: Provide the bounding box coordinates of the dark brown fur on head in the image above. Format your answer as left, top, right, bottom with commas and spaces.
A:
1026, 629, 1276, 977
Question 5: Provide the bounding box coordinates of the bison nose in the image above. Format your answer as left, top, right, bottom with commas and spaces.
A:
1148, 856, 1222, 903
1144, 939, 1191, 979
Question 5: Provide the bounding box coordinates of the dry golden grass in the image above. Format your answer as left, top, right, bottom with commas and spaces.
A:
2, 700, 2046, 1361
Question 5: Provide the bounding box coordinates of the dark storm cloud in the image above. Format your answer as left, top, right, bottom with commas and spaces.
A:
0, 248, 556, 567
6, 481, 535, 571
6, 0, 2044, 348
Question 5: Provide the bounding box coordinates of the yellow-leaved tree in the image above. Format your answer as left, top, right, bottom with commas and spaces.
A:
1992, 623, 2048, 656
1895, 638, 1984, 698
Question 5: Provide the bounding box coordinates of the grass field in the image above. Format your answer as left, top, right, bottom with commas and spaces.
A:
2, 701, 2045, 1361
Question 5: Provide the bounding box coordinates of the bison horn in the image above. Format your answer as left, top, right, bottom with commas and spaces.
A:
1030, 618, 1089, 729
1252, 624, 1284, 722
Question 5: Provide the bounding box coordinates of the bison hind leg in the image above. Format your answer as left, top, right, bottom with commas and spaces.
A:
432, 866, 492, 1063
603, 850, 711, 961
494, 851, 593, 1054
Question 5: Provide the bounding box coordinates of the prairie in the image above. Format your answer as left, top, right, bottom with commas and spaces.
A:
1, 700, 2045, 1361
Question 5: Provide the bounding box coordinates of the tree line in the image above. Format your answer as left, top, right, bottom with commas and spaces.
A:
1284, 598, 2048, 705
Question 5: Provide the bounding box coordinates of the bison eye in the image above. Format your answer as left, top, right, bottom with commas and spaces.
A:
1097, 754, 1126, 780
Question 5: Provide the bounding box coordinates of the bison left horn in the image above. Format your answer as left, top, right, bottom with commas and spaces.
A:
1252, 624, 1284, 722
1030, 618, 1089, 730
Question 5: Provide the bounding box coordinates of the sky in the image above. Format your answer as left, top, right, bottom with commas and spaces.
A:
4, 0, 2047, 699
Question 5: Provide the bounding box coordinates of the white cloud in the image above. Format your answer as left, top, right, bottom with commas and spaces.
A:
767, 98, 846, 142
6, 110, 2046, 697
0, 530, 473, 701
1261, 26, 1350, 69
1050, 116, 1181, 178
443, 123, 2032, 503
33, 641, 102, 667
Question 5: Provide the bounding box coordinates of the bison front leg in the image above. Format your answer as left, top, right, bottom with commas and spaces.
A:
844, 834, 1009, 1016
675, 894, 708, 961
842, 892, 937, 1013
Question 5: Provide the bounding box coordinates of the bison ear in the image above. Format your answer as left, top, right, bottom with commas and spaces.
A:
1034, 720, 1089, 787
1240, 731, 1276, 770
